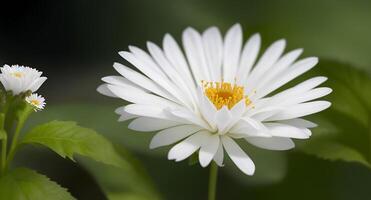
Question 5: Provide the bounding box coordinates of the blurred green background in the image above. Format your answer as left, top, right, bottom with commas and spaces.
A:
1, 0, 371, 199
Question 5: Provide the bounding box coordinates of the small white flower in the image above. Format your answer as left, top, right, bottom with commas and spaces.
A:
0, 64, 47, 95
26, 93, 46, 111
99, 24, 332, 175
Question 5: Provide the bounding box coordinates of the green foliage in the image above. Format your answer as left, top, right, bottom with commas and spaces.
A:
0, 168, 75, 200
3, 92, 32, 133
0, 130, 5, 140
21, 121, 129, 169
0, 113, 5, 140
78, 146, 162, 200
296, 60, 371, 167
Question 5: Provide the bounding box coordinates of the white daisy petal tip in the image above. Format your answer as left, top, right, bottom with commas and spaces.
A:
112, 62, 123, 70
275, 39, 287, 48
249, 33, 261, 43
230, 23, 242, 30
309, 57, 319, 65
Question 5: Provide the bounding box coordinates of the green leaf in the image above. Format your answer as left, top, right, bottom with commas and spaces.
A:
0, 130, 5, 140
0, 167, 75, 200
296, 60, 371, 168
21, 121, 129, 169
300, 140, 370, 167
0, 113, 5, 140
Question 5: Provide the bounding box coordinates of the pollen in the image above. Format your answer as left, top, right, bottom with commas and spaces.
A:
11, 72, 24, 78
203, 80, 252, 110
30, 99, 40, 106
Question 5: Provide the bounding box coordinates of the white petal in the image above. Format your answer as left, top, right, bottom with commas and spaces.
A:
265, 123, 310, 139
222, 136, 255, 175
147, 42, 195, 108
236, 33, 261, 84
198, 89, 217, 129
29, 77, 47, 92
168, 131, 209, 162
97, 84, 117, 98
245, 137, 295, 151
150, 125, 203, 149
244, 39, 286, 91
224, 100, 246, 131
119, 50, 186, 105
124, 104, 174, 120
229, 117, 271, 137
102, 76, 145, 91
215, 106, 232, 134
279, 118, 317, 128
0, 76, 9, 90
182, 27, 210, 82
246, 106, 283, 121
115, 107, 138, 122
129, 117, 180, 132
267, 76, 328, 104
213, 141, 224, 166
253, 48, 303, 98
267, 101, 331, 121
163, 34, 196, 89
223, 24, 243, 82
258, 57, 319, 98
282, 87, 332, 105
199, 134, 220, 167
113, 62, 178, 102
170, 108, 210, 130
108, 84, 177, 107
202, 27, 223, 81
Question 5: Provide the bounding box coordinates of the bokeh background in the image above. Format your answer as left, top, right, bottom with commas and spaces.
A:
1, 0, 371, 199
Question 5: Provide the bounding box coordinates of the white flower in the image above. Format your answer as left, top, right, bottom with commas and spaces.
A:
26, 93, 46, 111
98, 24, 332, 175
0, 64, 47, 95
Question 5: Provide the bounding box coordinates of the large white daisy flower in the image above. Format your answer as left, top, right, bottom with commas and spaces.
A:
98, 24, 331, 175
26, 93, 46, 111
0, 64, 47, 95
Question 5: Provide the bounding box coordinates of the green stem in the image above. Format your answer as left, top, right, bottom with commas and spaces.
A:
5, 101, 33, 171
0, 137, 6, 174
5, 119, 25, 170
0, 113, 6, 175
369, 117, 371, 162
208, 162, 218, 200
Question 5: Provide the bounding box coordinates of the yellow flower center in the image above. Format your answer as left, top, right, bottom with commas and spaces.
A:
11, 72, 24, 78
30, 99, 40, 106
203, 81, 252, 110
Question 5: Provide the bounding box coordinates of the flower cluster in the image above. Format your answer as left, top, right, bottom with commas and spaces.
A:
0, 64, 47, 110
99, 24, 331, 175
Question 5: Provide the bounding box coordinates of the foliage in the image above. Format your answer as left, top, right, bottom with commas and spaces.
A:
297, 60, 371, 167
0, 168, 75, 200
22, 121, 129, 168
0, 91, 160, 200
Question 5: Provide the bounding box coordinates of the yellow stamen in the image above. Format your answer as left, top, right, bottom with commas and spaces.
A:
203, 80, 252, 110
30, 99, 40, 106
11, 72, 24, 78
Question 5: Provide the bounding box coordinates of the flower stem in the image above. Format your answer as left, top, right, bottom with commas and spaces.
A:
5, 120, 25, 170
369, 117, 371, 162
5, 105, 32, 170
208, 162, 218, 200
0, 113, 6, 175
0, 137, 6, 175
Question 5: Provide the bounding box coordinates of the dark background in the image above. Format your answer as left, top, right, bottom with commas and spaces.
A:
1, 0, 371, 199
